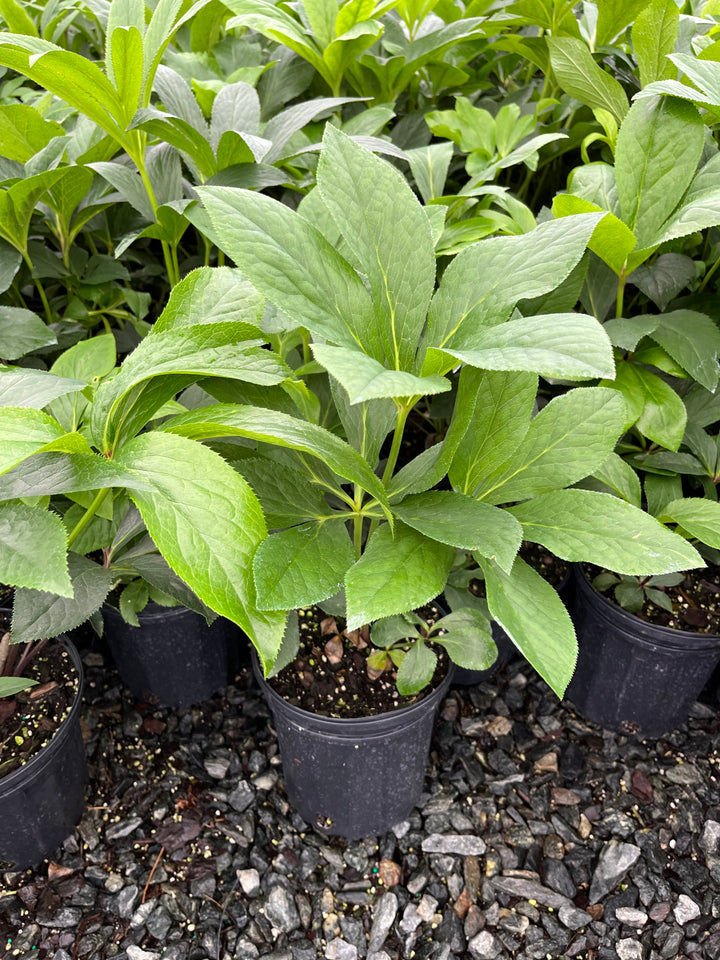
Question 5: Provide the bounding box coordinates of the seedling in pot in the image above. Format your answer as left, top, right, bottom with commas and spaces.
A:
592, 571, 685, 615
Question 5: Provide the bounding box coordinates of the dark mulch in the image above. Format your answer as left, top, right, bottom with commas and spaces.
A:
2, 641, 720, 960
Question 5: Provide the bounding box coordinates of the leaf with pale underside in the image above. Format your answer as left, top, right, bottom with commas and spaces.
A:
253, 519, 353, 610
547, 37, 628, 127
478, 555, 577, 699
394, 491, 521, 573
476, 388, 627, 506
115, 431, 286, 671
510, 489, 704, 573
0, 452, 146, 502
0, 367, 86, 409
345, 523, 454, 630
0, 502, 71, 596
312, 344, 450, 403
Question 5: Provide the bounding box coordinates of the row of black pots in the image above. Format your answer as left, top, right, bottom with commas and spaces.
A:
5, 569, 720, 864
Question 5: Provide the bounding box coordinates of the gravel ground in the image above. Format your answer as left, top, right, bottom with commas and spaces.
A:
2, 646, 720, 960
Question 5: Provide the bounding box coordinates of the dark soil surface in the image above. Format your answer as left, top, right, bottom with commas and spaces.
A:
0, 632, 80, 779
269, 606, 449, 719
521, 544, 569, 588
2, 642, 720, 960
589, 565, 720, 633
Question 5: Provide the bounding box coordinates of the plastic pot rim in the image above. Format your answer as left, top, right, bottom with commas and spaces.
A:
573, 564, 720, 653
0, 635, 84, 797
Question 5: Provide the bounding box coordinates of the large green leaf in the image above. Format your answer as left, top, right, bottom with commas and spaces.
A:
198, 185, 384, 360
0, 367, 86, 409
479, 556, 577, 699
614, 96, 703, 250
12, 554, 114, 643
317, 125, 435, 372
394, 491, 521, 573
0, 307, 56, 361
424, 214, 602, 364
440, 313, 615, 381
591, 452, 642, 506
477, 387, 627, 505
48, 333, 117, 433
596, 0, 651, 46
511, 489, 704, 572
91, 325, 290, 454
0, 104, 63, 163
345, 522, 455, 630
115, 432, 286, 670
449, 371, 537, 496
648, 310, 720, 392
0, 407, 73, 474
551, 195, 653, 276
657, 498, 720, 549
547, 37, 629, 127
0, 502, 71, 596
312, 343, 450, 403
0, 167, 73, 255
159, 403, 391, 516
253, 519, 354, 610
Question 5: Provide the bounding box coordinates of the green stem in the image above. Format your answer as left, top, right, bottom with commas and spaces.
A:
66, 488, 112, 548
23, 252, 52, 323
134, 148, 179, 287
616, 270, 627, 318
353, 510, 363, 562
382, 403, 411, 487
700, 251, 720, 293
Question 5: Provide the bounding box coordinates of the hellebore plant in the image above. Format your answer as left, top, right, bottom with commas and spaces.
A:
0, 267, 293, 696
179, 124, 702, 699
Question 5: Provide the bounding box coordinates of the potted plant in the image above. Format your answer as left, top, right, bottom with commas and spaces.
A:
0, 266, 294, 719
176, 125, 702, 837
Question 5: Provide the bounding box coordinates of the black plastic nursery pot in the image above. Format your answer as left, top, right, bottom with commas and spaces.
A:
0, 637, 87, 870
567, 567, 720, 738
253, 652, 454, 840
103, 603, 241, 708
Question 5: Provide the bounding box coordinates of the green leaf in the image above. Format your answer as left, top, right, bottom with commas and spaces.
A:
551, 195, 651, 276
591, 452, 642, 506
115, 431, 286, 671
614, 96, 703, 249
394, 491, 522, 573
253, 519, 354, 611
477, 387, 627, 505
89, 161, 154, 221
406, 142, 454, 204
198, 185, 384, 361
432, 607, 497, 671
345, 523, 454, 630
47, 333, 116, 433
479, 555, 577, 699
0, 0, 39, 35
632, 0, 679, 87
614, 579, 645, 612
312, 344, 450, 403
0, 677, 38, 696
596, 0, 651, 46
442, 313, 615, 381
0, 104, 63, 163
0, 406, 70, 474
11, 554, 114, 643
371, 613, 424, 648
396, 639, 436, 695
91, 325, 290, 454
0, 38, 126, 144
0, 307, 56, 360
631, 254, 696, 312
117, 579, 148, 626
329, 381, 395, 472
510, 489, 704, 573
657, 497, 720, 549
0, 502, 71, 595
0, 451, 148, 502
152, 267, 265, 334
0, 167, 73, 255
449, 371, 537, 496
547, 37, 629, 127
606, 362, 686, 450
424, 214, 603, 361
110, 26, 143, 122
648, 310, 720, 392
160, 403, 392, 517
317, 125, 435, 372
0, 367, 85, 410
238, 457, 335, 526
